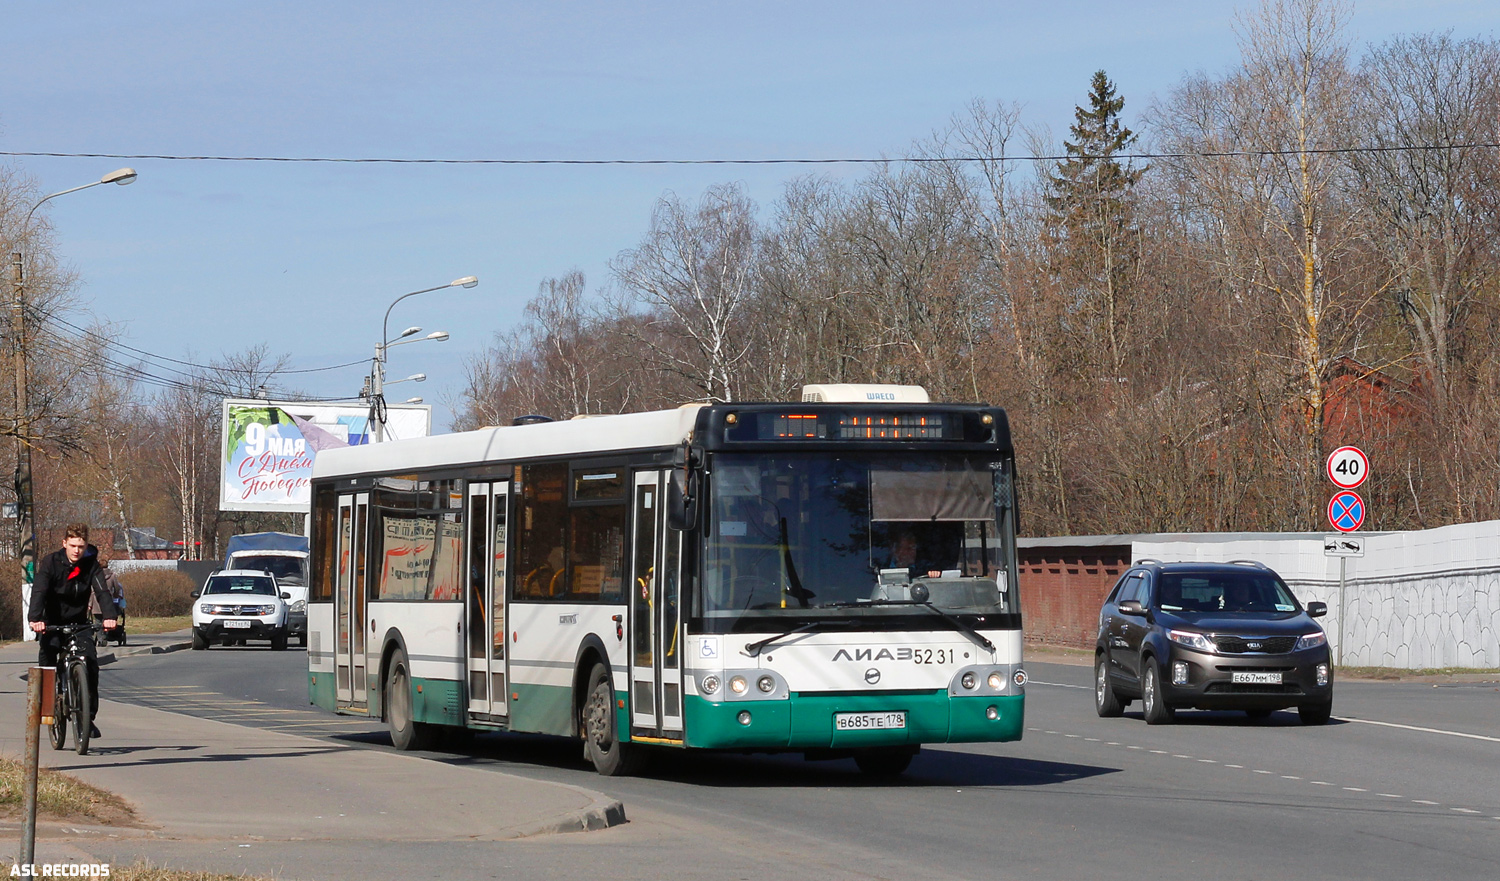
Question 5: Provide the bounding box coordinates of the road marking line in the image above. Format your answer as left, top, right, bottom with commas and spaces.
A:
1379, 794, 1402, 798
1197, 759, 1217, 764
1282, 775, 1302, 780
1064, 734, 1080, 739
1336, 716, 1500, 743
1173, 754, 1194, 759
1343, 787, 1367, 792
1084, 737, 1100, 742
1452, 808, 1480, 814
1126, 745, 1143, 750
1106, 742, 1120, 746
1225, 764, 1244, 769
1412, 800, 1440, 805
1254, 770, 1274, 774
1312, 781, 1333, 786
1150, 750, 1169, 755
1045, 730, 1058, 735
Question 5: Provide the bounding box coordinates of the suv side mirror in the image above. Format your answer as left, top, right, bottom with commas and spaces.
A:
280, 591, 291, 600
1306, 601, 1327, 618
1118, 599, 1146, 616
190, 590, 200, 598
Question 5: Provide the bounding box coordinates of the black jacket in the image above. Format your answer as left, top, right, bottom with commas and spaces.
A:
28, 544, 119, 625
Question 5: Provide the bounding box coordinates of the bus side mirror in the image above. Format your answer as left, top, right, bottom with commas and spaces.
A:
667, 468, 697, 531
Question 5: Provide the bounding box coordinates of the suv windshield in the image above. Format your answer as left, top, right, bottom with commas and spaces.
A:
701, 452, 1015, 621
231, 554, 306, 584
205, 576, 277, 597
1156, 570, 1301, 614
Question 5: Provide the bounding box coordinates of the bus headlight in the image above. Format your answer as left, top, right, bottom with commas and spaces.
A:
729, 676, 748, 694
987, 672, 1004, 690
701, 675, 720, 695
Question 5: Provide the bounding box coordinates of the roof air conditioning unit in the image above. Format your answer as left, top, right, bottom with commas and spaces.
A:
800, 384, 930, 403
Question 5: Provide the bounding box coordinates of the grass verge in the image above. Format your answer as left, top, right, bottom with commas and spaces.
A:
108, 862, 273, 881
0, 754, 140, 826
125, 615, 192, 635
1338, 665, 1500, 680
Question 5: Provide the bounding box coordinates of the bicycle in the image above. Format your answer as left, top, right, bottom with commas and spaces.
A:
44, 622, 100, 755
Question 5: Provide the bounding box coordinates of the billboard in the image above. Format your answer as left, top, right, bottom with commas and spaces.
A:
220, 399, 432, 512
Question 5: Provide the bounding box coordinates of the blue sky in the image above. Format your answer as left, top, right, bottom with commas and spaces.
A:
4, 1, 1498, 429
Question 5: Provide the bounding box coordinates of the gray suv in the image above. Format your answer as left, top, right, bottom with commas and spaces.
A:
1094, 560, 1333, 725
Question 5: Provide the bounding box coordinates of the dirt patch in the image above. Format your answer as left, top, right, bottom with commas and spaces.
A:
0, 755, 145, 828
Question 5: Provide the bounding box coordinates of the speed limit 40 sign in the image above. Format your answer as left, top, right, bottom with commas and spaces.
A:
1326, 446, 1369, 490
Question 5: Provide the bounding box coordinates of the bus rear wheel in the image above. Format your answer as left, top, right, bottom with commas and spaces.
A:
580, 663, 644, 776
386, 650, 437, 751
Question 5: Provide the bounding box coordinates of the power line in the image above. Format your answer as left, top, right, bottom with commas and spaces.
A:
3, 143, 1498, 167
47, 314, 369, 377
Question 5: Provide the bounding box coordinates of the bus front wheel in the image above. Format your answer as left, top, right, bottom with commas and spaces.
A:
580, 663, 644, 776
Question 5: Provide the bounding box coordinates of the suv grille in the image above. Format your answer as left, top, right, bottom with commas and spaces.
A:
1213, 635, 1297, 654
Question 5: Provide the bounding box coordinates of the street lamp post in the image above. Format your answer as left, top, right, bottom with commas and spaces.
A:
367, 276, 475, 442
12, 168, 134, 870
11, 168, 136, 592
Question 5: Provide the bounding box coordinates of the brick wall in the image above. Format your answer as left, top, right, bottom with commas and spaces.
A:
1019, 543, 1129, 648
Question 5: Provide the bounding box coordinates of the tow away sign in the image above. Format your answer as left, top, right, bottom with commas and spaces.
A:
1324, 535, 1365, 557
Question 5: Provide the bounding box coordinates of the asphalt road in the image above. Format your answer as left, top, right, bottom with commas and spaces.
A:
95, 645, 1500, 881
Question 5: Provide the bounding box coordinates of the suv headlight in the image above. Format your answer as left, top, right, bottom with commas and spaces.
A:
1295, 632, 1327, 651
199, 603, 213, 614
1167, 630, 1215, 652
291, 599, 307, 613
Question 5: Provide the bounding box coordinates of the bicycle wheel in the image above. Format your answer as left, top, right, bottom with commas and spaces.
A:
70, 662, 91, 756
49, 673, 68, 751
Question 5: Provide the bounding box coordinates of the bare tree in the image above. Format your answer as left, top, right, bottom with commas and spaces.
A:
610, 184, 761, 403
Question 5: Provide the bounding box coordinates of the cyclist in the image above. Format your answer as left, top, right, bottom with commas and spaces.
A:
27, 523, 118, 739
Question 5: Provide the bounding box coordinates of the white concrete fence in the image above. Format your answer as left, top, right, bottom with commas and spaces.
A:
1136, 520, 1500, 670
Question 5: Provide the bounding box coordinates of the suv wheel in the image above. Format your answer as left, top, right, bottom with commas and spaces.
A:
1298, 700, 1332, 726
191, 629, 209, 650
1095, 655, 1124, 717
1142, 661, 1175, 725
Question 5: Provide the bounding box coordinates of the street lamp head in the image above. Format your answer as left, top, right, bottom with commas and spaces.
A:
407, 373, 427, 383
427, 331, 450, 342
452, 276, 479, 289
102, 168, 138, 186
404, 397, 424, 405
398, 326, 422, 339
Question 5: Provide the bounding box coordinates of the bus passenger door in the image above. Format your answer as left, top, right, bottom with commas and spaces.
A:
466, 482, 510, 719
629, 471, 684, 738
336, 492, 370, 712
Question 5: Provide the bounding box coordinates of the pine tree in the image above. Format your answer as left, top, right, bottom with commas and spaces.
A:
1044, 70, 1147, 377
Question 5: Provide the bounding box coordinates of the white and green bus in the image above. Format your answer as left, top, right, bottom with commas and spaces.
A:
307, 385, 1025, 776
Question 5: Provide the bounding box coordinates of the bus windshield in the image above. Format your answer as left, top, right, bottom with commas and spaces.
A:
702, 452, 1015, 621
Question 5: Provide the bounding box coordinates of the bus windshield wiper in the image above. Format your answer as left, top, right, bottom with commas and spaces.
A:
821, 594, 996, 652
745, 621, 834, 657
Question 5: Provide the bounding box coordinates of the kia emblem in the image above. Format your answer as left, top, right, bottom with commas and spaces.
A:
864, 668, 881, 684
